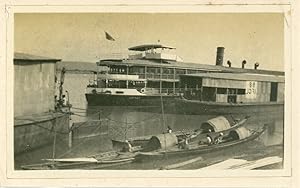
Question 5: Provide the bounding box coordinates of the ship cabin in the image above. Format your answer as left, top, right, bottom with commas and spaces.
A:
179, 73, 284, 104
95, 44, 195, 95
127, 44, 183, 62
93, 44, 285, 96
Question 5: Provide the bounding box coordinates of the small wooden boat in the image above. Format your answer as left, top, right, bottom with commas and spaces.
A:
21, 151, 135, 170
134, 125, 267, 162
112, 115, 250, 152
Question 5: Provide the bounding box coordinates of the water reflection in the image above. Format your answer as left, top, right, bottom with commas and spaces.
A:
83, 105, 284, 146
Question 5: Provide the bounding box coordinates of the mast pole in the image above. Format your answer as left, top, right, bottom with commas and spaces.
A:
160, 56, 166, 131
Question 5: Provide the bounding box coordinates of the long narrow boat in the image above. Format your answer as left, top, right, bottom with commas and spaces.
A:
134, 125, 267, 162
112, 115, 250, 152
21, 151, 135, 170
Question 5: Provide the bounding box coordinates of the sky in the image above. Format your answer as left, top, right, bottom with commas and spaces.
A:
14, 13, 284, 71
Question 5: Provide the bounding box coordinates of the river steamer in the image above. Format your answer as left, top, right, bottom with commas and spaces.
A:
85, 44, 284, 106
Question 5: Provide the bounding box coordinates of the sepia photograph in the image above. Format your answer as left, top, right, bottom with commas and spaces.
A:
13, 12, 286, 171
1, 1, 299, 187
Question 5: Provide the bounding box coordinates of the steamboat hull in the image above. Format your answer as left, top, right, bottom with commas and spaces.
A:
85, 93, 179, 106
171, 99, 284, 115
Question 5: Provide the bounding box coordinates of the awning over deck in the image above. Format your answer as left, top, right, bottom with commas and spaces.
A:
144, 133, 178, 151
128, 44, 176, 51
200, 116, 231, 132
229, 127, 251, 140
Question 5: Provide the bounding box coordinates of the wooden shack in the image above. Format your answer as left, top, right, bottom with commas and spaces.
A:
14, 52, 69, 154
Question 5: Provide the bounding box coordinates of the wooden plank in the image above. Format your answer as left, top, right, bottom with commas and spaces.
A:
231, 156, 282, 170
160, 156, 203, 170
42, 157, 98, 163
198, 156, 282, 170
200, 159, 247, 170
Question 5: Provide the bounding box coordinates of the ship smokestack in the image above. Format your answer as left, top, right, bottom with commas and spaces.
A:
242, 60, 247, 69
216, 47, 225, 66
227, 60, 231, 67
254, 62, 259, 69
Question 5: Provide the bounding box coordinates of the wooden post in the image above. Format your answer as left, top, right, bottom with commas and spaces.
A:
126, 66, 129, 88
160, 67, 162, 94
173, 68, 176, 94
52, 114, 58, 161
68, 123, 73, 148
200, 86, 203, 101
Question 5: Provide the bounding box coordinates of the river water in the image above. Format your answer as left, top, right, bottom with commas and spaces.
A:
15, 72, 284, 170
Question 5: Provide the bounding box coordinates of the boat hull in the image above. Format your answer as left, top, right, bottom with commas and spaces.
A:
171, 98, 284, 115
85, 93, 179, 106
135, 126, 266, 162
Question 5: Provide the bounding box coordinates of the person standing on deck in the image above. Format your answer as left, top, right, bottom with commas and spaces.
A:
167, 126, 173, 133
214, 132, 224, 144
206, 134, 213, 145
125, 140, 133, 152
178, 138, 189, 149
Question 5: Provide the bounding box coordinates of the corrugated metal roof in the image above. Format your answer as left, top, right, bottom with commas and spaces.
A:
128, 44, 175, 51
181, 72, 285, 83
98, 59, 284, 76
14, 52, 61, 62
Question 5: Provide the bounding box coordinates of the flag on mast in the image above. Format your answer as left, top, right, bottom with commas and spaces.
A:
105, 31, 115, 41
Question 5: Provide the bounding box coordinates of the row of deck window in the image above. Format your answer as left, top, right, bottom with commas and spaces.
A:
184, 87, 246, 102
108, 66, 200, 75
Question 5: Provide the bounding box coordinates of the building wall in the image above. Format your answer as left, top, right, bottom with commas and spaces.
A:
216, 94, 227, 103
242, 81, 271, 103
202, 78, 245, 89
14, 114, 69, 154
277, 83, 285, 102
14, 62, 56, 117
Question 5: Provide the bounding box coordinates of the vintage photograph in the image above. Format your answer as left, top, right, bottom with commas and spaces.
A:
13, 13, 285, 171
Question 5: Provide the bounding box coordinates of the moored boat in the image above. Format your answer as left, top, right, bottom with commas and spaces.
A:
21, 150, 135, 170
134, 125, 267, 162
112, 115, 250, 152
85, 44, 284, 107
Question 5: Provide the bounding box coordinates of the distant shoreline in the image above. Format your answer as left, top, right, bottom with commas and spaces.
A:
56, 61, 97, 74
56, 69, 95, 74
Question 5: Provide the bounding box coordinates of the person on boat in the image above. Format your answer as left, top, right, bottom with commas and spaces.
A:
54, 95, 58, 110
124, 140, 133, 152
167, 126, 173, 133
184, 138, 190, 149
178, 138, 189, 149
62, 95, 67, 106
214, 132, 224, 144
205, 134, 213, 145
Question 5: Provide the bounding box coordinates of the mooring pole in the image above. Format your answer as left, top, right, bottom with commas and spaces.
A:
68, 122, 73, 148
52, 114, 58, 162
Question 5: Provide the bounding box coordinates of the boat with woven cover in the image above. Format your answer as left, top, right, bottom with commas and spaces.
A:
134, 125, 267, 161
